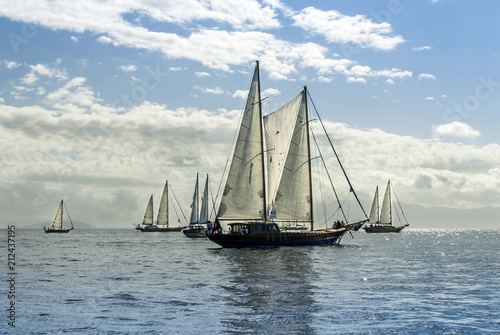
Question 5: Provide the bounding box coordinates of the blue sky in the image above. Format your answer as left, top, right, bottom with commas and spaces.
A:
0, 0, 499, 228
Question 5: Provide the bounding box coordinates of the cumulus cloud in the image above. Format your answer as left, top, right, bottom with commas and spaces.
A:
292, 7, 404, 50
3, 60, 21, 69
0, 0, 412, 83
195, 71, 211, 78
20, 64, 68, 85
432, 121, 481, 138
412, 46, 431, 51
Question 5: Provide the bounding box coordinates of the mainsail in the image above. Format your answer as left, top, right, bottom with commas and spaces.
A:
143, 195, 154, 226
156, 181, 169, 226
190, 174, 200, 224
264, 91, 311, 222
52, 200, 63, 229
380, 180, 392, 225
218, 63, 266, 220
368, 186, 380, 224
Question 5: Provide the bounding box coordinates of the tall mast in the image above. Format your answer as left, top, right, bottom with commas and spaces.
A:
304, 86, 314, 230
61, 199, 64, 230
256, 60, 267, 222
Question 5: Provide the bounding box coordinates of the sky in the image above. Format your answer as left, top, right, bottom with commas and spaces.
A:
0, 0, 499, 229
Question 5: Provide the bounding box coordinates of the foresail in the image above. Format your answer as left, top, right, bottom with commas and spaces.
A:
263, 92, 303, 214
368, 186, 379, 224
52, 200, 63, 228
157, 181, 169, 226
218, 64, 265, 220
380, 180, 392, 225
143, 195, 154, 225
190, 174, 200, 224
199, 175, 209, 223
268, 91, 311, 221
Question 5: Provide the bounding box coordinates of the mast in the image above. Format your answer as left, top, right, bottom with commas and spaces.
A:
304, 87, 314, 230
61, 199, 64, 230
256, 60, 267, 222
190, 173, 200, 224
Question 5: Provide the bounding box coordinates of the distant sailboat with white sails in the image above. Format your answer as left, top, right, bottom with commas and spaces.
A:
136, 180, 188, 232
364, 180, 409, 233
44, 200, 74, 233
183, 173, 212, 238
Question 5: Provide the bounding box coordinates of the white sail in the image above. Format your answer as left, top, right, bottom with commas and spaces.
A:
199, 175, 210, 223
218, 63, 265, 220
156, 180, 169, 226
269, 92, 311, 222
380, 180, 392, 225
263, 92, 303, 214
52, 200, 63, 229
142, 195, 154, 225
190, 174, 200, 224
368, 186, 379, 224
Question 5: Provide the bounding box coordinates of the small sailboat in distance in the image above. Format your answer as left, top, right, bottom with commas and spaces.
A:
136, 180, 188, 232
183, 174, 212, 238
364, 180, 409, 233
44, 200, 74, 233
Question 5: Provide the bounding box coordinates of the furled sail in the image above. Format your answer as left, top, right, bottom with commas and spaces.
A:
218, 63, 265, 220
143, 195, 154, 225
156, 180, 169, 226
190, 174, 200, 224
368, 186, 380, 224
380, 180, 392, 225
199, 175, 210, 223
52, 200, 63, 229
268, 91, 311, 221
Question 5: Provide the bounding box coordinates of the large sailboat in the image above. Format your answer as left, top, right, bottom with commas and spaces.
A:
136, 180, 188, 232
207, 61, 368, 247
183, 174, 212, 238
364, 180, 409, 233
44, 200, 74, 233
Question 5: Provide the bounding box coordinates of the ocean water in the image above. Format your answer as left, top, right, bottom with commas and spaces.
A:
2, 228, 500, 334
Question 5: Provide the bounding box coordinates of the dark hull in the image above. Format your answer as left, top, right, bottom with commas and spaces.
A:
138, 226, 187, 232
207, 229, 346, 248
44, 229, 72, 233
182, 228, 207, 238
364, 225, 408, 233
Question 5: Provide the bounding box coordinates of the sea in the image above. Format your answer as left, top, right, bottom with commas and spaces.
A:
2, 228, 499, 335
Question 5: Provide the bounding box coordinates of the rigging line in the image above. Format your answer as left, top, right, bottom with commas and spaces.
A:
169, 185, 188, 225
310, 127, 348, 223
63, 201, 74, 227
307, 90, 368, 219
392, 185, 410, 225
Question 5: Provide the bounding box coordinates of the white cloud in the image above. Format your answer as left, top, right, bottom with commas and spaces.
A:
292, 7, 404, 50
432, 121, 481, 138
20, 64, 68, 85
386, 79, 395, 85
195, 86, 225, 94
118, 65, 137, 72
3, 60, 22, 69
425, 97, 435, 100
347, 77, 367, 84
70, 36, 78, 42
195, 71, 211, 78
0, 97, 4, 103
412, 46, 431, 51
0, 1, 412, 83
419, 73, 436, 80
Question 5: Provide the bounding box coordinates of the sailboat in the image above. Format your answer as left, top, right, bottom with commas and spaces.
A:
136, 180, 188, 232
207, 61, 368, 247
44, 200, 74, 233
183, 174, 212, 238
364, 180, 409, 233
